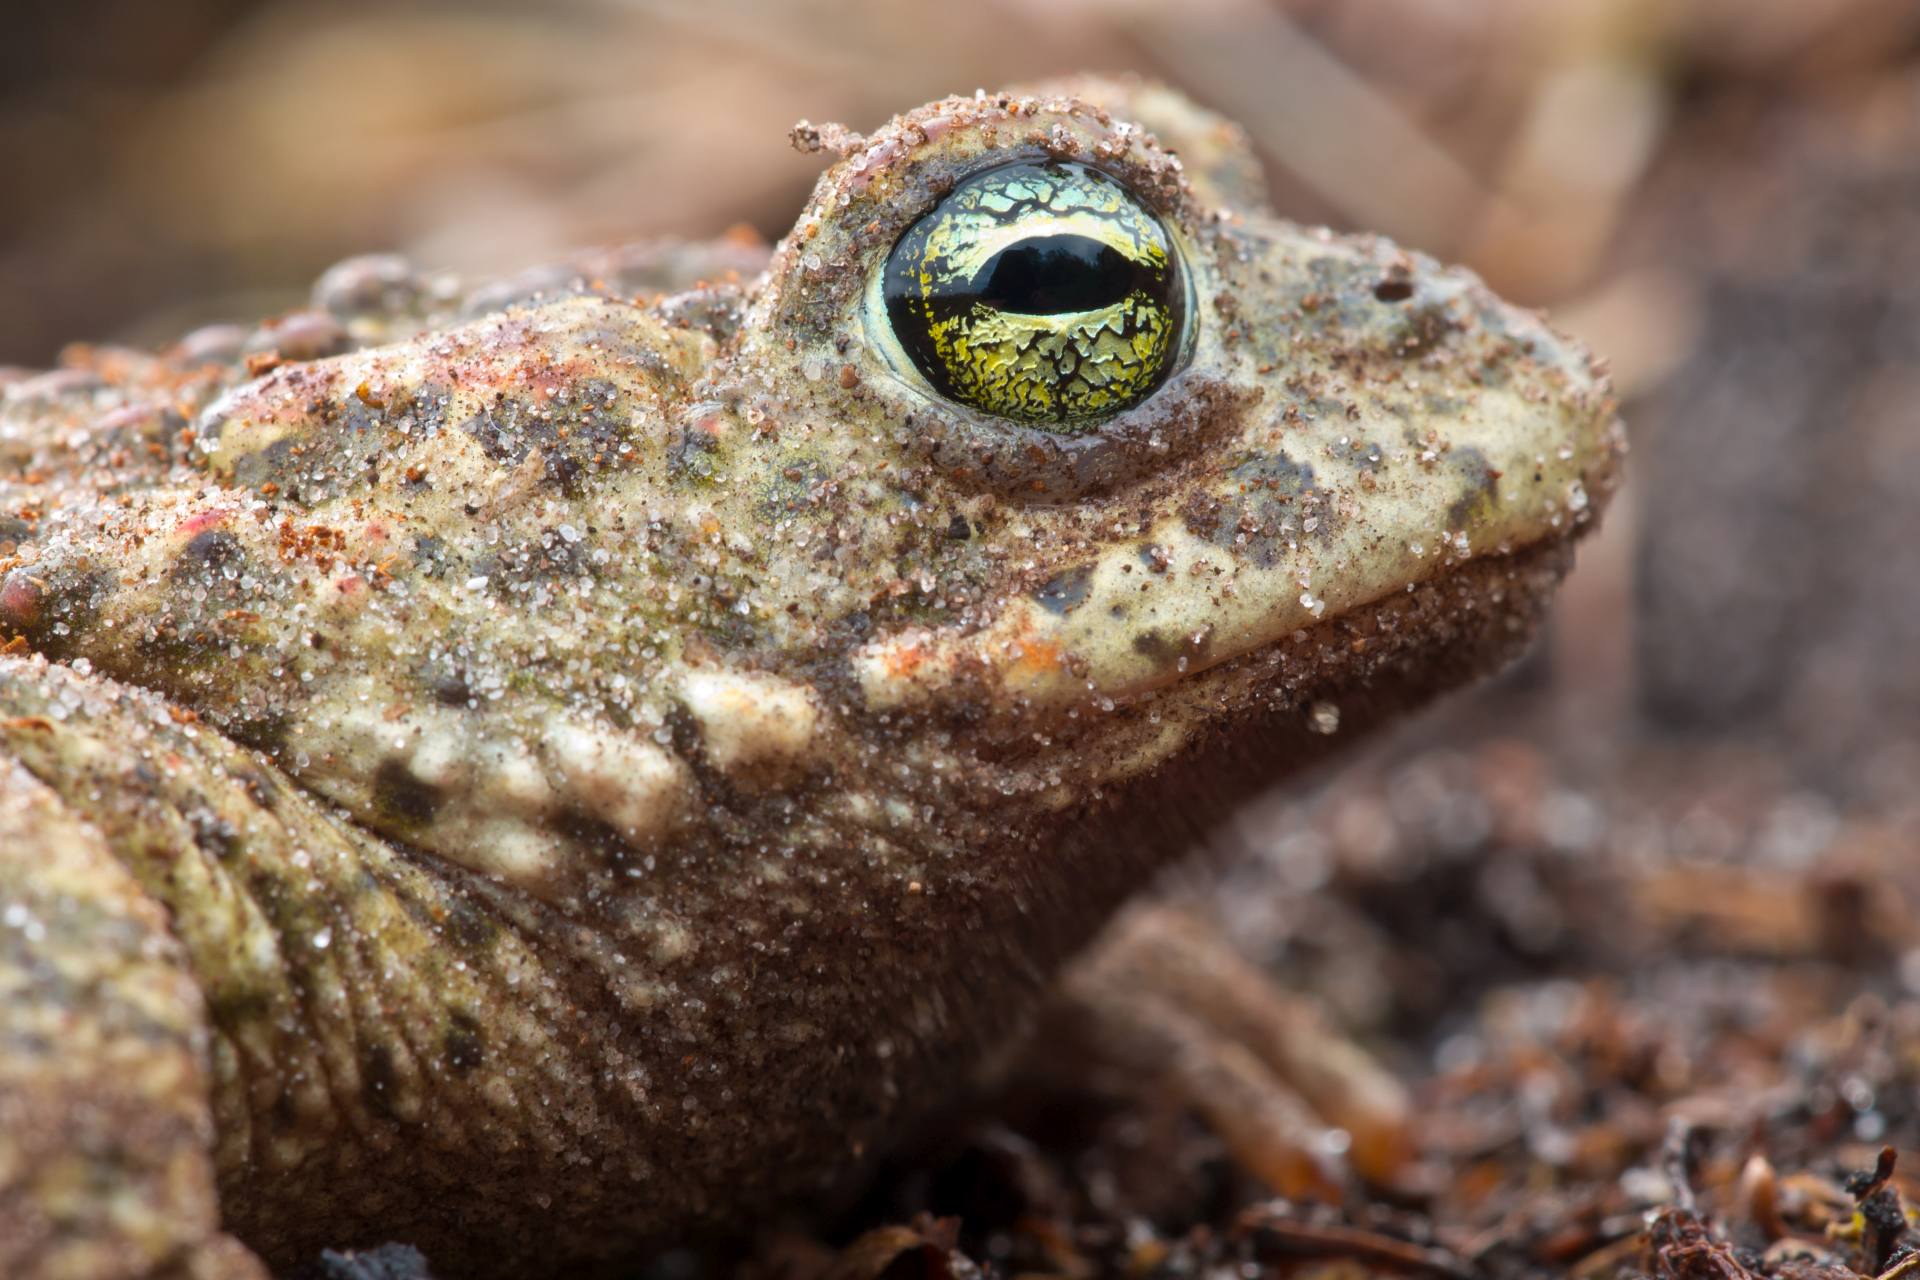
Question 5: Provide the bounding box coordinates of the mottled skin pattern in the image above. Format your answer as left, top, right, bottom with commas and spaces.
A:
0, 80, 1621, 1278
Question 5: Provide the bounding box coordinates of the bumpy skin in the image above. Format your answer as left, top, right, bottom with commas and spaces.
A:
0, 80, 1621, 1277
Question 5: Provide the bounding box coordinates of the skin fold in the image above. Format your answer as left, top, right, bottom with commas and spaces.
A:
0, 78, 1621, 1277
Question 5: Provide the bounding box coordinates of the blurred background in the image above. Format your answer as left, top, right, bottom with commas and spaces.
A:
10, 2, 1920, 1267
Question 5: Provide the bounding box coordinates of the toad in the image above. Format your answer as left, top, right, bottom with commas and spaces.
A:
0, 78, 1620, 1278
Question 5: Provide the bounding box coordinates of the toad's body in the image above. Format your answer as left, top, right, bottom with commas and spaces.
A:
0, 82, 1619, 1278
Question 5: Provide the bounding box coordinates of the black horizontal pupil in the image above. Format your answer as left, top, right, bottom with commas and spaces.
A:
975, 234, 1138, 315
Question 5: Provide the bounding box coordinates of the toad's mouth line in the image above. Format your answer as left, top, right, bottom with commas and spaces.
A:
840, 539, 1581, 809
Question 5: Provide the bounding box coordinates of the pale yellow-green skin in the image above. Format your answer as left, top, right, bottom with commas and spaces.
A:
0, 77, 1621, 1278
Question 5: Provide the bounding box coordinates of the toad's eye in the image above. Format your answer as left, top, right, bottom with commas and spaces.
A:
879, 161, 1188, 429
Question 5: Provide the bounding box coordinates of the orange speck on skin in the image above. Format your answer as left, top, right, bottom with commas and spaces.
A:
882, 641, 929, 679
1008, 635, 1066, 680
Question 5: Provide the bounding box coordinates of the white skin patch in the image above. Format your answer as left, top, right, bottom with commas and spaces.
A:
297, 691, 690, 896
538, 720, 690, 842
469, 819, 562, 887
678, 669, 821, 780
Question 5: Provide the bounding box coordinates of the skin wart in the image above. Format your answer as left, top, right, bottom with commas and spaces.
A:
0, 78, 1622, 1279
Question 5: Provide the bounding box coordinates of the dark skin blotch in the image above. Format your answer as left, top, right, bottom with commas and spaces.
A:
227, 436, 299, 493
758, 457, 830, 519
207, 987, 274, 1027
187, 807, 244, 860
546, 454, 583, 492
362, 1044, 400, 1123
235, 709, 293, 758
441, 896, 497, 952
1034, 564, 1093, 616
431, 674, 471, 708
233, 767, 281, 812
1181, 488, 1224, 538
1207, 452, 1326, 567
411, 534, 453, 579
173, 529, 245, 580
1445, 446, 1500, 530
556, 806, 651, 871
1132, 629, 1176, 661
373, 759, 444, 829
443, 1012, 484, 1074
245, 869, 291, 914
2, 564, 108, 655
461, 381, 629, 496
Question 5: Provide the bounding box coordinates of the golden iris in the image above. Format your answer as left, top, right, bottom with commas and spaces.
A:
882, 161, 1186, 429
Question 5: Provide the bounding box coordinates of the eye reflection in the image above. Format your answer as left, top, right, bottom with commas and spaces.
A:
881, 161, 1187, 429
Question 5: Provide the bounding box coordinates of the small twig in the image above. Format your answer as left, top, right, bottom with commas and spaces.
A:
1878, 1250, 1920, 1280
1662, 1120, 1700, 1215
1240, 1211, 1480, 1280
1848, 1146, 1900, 1202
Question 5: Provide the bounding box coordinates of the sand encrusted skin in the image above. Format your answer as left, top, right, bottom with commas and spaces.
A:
0, 729, 265, 1280
0, 79, 1621, 1277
